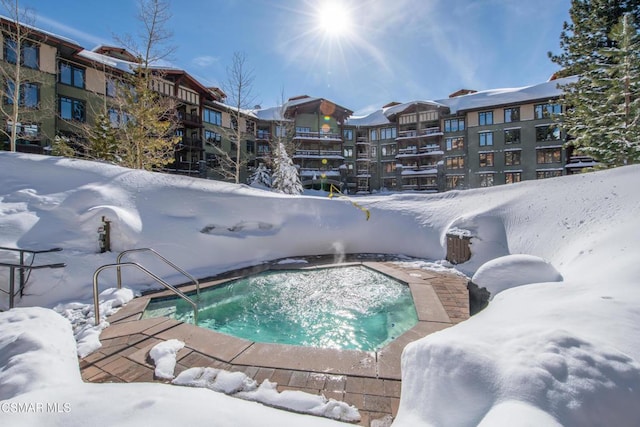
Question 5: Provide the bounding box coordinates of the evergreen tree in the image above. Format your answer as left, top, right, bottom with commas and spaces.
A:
560, 13, 640, 167
87, 112, 119, 162
549, 0, 640, 77
248, 163, 271, 188
272, 142, 302, 195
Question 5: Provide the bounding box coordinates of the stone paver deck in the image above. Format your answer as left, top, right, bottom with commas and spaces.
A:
80, 256, 469, 426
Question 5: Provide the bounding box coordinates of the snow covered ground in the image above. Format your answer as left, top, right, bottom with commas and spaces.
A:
1, 152, 639, 426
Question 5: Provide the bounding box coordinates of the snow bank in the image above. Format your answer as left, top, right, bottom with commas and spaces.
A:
471, 254, 563, 298
0, 307, 81, 400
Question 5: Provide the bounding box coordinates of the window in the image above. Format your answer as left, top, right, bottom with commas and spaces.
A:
478, 111, 493, 126
534, 103, 562, 119
479, 173, 494, 187
446, 156, 465, 169
445, 137, 464, 151
231, 117, 238, 130
479, 152, 494, 167
343, 129, 353, 140
371, 146, 377, 157
370, 129, 378, 141
536, 124, 561, 141
479, 132, 493, 146
59, 62, 85, 88
5, 81, 39, 108
296, 126, 310, 133
444, 118, 465, 132
381, 144, 397, 156
246, 140, 255, 154
504, 107, 520, 123
505, 172, 522, 184
275, 126, 286, 137
343, 147, 353, 157
203, 108, 222, 125
446, 175, 465, 189
59, 97, 85, 122
246, 121, 255, 133
536, 148, 562, 164
384, 162, 396, 173
106, 79, 117, 97
380, 127, 396, 140
205, 130, 221, 145
537, 170, 562, 179
505, 150, 521, 166
504, 128, 521, 144
257, 144, 270, 155
4, 39, 39, 69
6, 121, 39, 138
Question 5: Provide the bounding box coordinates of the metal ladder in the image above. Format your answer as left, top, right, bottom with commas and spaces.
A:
0, 246, 66, 309
93, 248, 199, 326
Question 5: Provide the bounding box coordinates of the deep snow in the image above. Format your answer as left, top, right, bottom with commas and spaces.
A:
1, 152, 640, 426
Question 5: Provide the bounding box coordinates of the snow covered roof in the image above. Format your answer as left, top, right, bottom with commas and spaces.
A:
384, 100, 449, 119
1, 14, 81, 47
77, 49, 137, 73
437, 76, 578, 114
346, 108, 391, 127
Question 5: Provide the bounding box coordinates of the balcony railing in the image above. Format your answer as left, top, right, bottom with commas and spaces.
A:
177, 111, 202, 125
396, 127, 443, 140
178, 137, 203, 149
356, 137, 370, 145
299, 167, 342, 177
293, 131, 342, 141
256, 131, 270, 140
293, 149, 344, 159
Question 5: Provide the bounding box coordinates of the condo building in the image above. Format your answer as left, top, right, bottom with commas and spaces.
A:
1, 16, 594, 192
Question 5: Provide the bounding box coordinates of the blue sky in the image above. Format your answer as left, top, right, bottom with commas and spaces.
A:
22, 0, 570, 115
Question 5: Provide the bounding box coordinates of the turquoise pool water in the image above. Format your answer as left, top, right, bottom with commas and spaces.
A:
142, 266, 418, 351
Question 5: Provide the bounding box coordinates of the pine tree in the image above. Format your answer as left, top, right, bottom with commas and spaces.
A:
560, 12, 640, 167
248, 163, 271, 188
272, 142, 302, 195
87, 112, 119, 162
549, 0, 640, 77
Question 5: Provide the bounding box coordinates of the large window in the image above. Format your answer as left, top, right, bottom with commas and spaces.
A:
6, 121, 39, 138
203, 108, 222, 125
536, 124, 561, 141
275, 125, 286, 137
445, 137, 464, 151
380, 127, 396, 140
478, 111, 493, 126
504, 128, 521, 144
381, 144, 397, 156
59, 96, 85, 122
505, 172, 522, 184
479, 152, 494, 167
343, 147, 353, 158
536, 148, 562, 164
446, 175, 465, 190
106, 79, 117, 97
504, 107, 520, 123
246, 140, 255, 154
343, 129, 353, 140
370, 129, 378, 141
479, 132, 493, 147
534, 103, 562, 119
205, 130, 221, 145
479, 173, 494, 187
446, 156, 465, 169
504, 150, 521, 166
59, 62, 85, 88
3, 39, 39, 69
444, 118, 465, 132
5, 81, 39, 108
537, 170, 562, 179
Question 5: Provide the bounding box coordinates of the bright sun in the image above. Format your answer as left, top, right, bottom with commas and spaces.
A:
316, 1, 353, 38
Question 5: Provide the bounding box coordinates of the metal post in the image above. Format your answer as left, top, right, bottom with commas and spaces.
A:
19, 250, 25, 297
9, 267, 15, 309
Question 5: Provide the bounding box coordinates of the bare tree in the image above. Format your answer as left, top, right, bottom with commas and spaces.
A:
0, 0, 41, 152
213, 51, 256, 183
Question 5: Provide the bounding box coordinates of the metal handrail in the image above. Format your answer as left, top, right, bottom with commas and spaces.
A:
116, 248, 199, 297
0, 246, 65, 308
93, 262, 198, 326
0, 261, 66, 308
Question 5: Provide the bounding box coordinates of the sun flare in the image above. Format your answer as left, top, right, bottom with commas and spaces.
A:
316, 1, 353, 38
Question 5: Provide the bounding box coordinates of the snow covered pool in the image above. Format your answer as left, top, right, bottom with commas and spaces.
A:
142, 266, 418, 351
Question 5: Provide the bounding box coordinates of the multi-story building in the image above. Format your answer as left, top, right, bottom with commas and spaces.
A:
1, 16, 594, 192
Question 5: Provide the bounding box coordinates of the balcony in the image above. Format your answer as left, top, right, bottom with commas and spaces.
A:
396, 127, 443, 141
256, 131, 271, 141
177, 137, 203, 150
177, 111, 202, 127
356, 137, 370, 145
356, 152, 370, 161
395, 145, 443, 159
299, 167, 342, 177
293, 131, 342, 141
400, 164, 438, 176
293, 149, 344, 159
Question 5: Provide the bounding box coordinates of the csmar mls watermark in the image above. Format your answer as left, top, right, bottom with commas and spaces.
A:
1, 402, 71, 413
